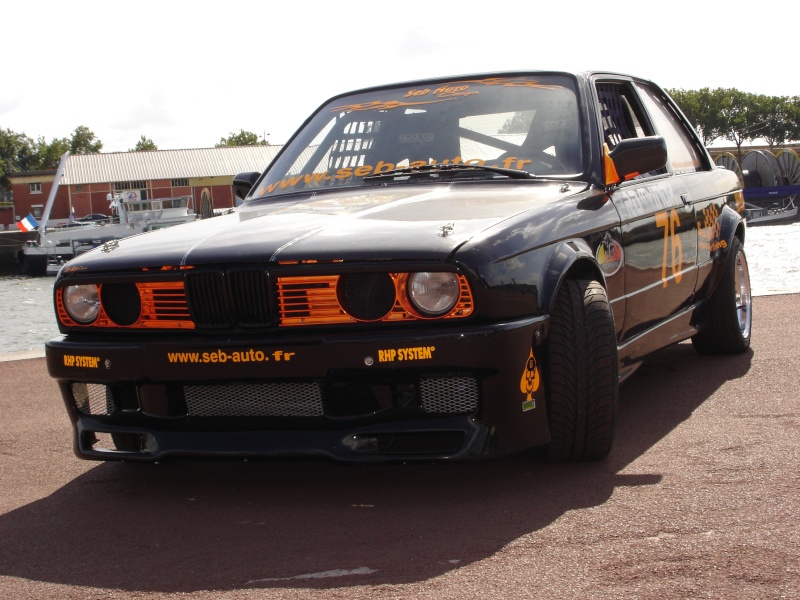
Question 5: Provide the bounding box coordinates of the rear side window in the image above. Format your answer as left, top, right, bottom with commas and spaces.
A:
635, 83, 706, 174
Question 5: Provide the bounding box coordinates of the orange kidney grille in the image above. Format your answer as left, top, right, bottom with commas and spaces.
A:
276, 273, 474, 325
57, 281, 193, 329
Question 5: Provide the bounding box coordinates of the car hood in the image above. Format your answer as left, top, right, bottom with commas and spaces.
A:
66, 182, 586, 272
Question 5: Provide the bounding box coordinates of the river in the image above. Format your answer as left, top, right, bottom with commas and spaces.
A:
1, 222, 798, 357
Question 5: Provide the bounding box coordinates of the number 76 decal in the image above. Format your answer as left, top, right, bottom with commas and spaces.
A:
655, 209, 683, 287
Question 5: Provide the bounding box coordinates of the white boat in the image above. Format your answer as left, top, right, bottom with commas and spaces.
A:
21, 153, 198, 275
744, 195, 798, 226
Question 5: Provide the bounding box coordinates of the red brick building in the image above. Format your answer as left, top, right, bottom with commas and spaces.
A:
4, 146, 281, 229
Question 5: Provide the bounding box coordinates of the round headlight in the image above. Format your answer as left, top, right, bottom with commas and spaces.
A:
63, 284, 101, 324
408, 272, 460, 316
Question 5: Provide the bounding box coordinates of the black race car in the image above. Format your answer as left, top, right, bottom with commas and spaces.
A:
46, 71, 752, 463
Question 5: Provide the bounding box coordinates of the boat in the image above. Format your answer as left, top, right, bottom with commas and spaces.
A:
744, 195, 798, 226
20, 153, 198, 275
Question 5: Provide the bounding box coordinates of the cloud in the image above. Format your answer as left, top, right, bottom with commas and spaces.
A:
396, 28, 449, 58
0, 95, 22, 117
2, 0, 795, 153
112, 89, 176, 132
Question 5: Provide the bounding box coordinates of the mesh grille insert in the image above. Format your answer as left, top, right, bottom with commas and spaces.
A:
101, 282, 141, 326
419, 375, 479, 414
337, 273, 396, 321
184, 383, 324, 417
72, 383, 115, 415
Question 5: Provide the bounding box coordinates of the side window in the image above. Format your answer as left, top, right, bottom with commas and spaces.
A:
596, 81, 665, 179
635, 83, 706, 174
596, 82, 650, 148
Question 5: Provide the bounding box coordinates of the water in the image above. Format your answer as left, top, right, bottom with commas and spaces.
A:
1, 222, 797, 356
0, 275, 57, 355
744, 222, 800, 296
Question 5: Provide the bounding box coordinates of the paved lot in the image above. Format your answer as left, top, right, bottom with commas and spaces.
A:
1, 295, 798, 599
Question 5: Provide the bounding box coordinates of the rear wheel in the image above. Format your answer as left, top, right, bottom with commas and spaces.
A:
545, 279, 618, 462
692, 236, 752, 355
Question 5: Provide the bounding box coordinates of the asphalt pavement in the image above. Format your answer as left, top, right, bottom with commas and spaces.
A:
1, 295, 798, 599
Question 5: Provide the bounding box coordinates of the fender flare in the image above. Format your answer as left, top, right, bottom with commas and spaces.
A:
539, 238, 607, 314
719, 202, 745, 249
706, 203, 746, 295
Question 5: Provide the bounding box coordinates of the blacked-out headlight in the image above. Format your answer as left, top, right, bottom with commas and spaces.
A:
408, 272, 460, 316
63, 284, 101, 324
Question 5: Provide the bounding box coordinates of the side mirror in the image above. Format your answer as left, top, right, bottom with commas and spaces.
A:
233, 171, 262, 202
604, 136, 667, 185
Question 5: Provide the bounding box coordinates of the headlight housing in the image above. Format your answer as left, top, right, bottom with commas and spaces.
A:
62, 284, 101, 324
407, 272, 460, 316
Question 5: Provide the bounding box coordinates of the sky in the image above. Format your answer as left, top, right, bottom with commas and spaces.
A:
2, 0, 796, 154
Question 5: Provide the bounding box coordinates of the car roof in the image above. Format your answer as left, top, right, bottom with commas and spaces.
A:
321, 70, 655, 102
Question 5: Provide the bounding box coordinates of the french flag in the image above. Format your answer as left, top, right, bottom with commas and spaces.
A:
17, 213, 39, 232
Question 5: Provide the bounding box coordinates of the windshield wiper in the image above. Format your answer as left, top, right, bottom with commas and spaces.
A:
363, 163, 535, 183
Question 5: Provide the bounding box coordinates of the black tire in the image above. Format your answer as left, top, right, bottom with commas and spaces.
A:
545, 279, 618, 462
692, 236, 752, 355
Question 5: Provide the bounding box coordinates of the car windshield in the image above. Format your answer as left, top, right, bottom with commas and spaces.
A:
250, 74, 582, 200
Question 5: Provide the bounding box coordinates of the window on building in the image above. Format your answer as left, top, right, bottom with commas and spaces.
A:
114, 181, 147, 190
171, 178, 189, 187
30, 182, 42, 194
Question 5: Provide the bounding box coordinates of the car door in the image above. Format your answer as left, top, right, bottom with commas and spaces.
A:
631, 80, 730, 299
594, 78, 699, 343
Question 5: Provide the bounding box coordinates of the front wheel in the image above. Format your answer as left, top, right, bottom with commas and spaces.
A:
692, 236, 752, 355
545, 279, 618, 462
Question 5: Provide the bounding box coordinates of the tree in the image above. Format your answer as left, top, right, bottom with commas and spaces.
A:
215, 129, 268, 147
69, 125, 103, 154
1, 129, 35, 170
668, 87, 726, 146
0, 129, 37, 191
786, 97, 800, 146
0, 126, 103, 192
36, 137, 71, 170
715, 89, 763, 164
757, 95, 794, 152
130, 135, 158, 151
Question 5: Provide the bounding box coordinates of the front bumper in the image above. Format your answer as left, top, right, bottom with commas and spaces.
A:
46, 316, 550, 461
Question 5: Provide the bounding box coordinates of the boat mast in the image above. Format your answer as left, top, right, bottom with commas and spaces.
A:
37, 152, 70, 245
